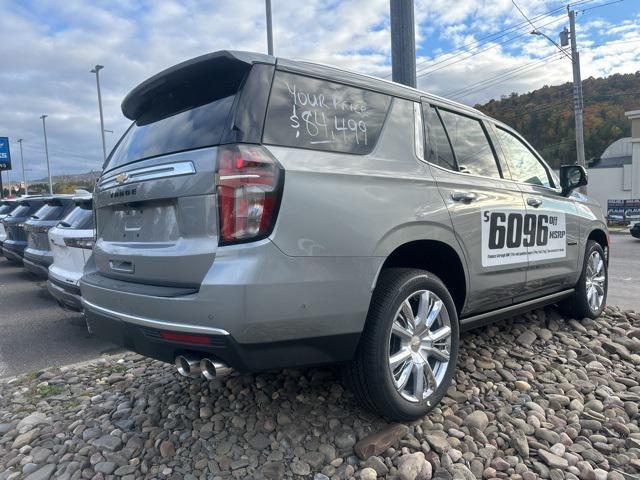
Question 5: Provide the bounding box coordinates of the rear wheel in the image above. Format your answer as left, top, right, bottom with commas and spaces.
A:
344, 268, 459, 421
560, 240, 607, 319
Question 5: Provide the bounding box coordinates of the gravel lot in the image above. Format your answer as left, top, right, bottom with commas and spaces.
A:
1, 306, 639, 480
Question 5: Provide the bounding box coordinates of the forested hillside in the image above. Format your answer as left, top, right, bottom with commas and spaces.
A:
476, 72, 640, 169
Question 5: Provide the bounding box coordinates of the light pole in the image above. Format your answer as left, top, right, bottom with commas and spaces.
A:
17, 139, 27, 195
265, 0, 274, 55
91, 64, 107, 162
40, 115, 53, 194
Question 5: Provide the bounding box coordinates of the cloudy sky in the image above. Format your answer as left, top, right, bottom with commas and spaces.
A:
0, 0, 638, 182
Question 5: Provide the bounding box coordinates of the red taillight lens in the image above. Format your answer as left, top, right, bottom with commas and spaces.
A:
217, 144, 283, 245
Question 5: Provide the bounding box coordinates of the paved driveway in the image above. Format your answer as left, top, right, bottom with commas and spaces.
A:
607, 233, 640, 312
0, 258, 118, 378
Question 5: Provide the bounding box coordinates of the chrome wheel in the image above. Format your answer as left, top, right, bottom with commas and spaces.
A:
585, 250, 605, 311
388, 290, 452, 403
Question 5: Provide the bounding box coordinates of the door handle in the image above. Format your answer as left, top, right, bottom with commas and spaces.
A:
527, 197, 542, 208
451, 191, 478, 202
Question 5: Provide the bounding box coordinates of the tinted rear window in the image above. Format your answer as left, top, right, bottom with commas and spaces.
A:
263, 71, 391, 154
59, 205, 94, 230
104, 95, 236, 172
6, 205, 29, 218
31, 203, 67, 221
0, 204, 14, 215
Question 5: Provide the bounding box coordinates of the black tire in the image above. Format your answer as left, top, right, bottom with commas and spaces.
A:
559, 240, 608, 319
343, 268, 459, 421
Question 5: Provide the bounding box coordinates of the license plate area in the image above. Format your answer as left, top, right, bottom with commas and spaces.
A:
103, 201, 180, 242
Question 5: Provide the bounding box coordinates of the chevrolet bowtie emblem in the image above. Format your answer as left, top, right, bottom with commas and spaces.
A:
115, 173, 129, 184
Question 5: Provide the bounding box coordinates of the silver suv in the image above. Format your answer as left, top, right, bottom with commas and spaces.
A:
81, 51, 609, 421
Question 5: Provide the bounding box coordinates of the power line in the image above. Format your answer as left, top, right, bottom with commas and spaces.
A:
512, 0, 572, 59
579, 0, 624, 13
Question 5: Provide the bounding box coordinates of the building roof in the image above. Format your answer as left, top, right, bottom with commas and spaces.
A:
590, 155, 632, 169
601, 137, 632, 159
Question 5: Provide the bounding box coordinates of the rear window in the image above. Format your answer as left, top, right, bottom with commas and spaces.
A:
263, 71, 391, 154
31, 203, 67, 221
0, 203, 14, 215
104, 94, 236, 172
7, 205, 29, 218
59, 204, 94, 230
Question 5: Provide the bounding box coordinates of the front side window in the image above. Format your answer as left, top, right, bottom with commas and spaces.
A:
263, 71, 391, 154
424, 106, 456, 171
439, 109, 501, 179
496, 128, 552, 188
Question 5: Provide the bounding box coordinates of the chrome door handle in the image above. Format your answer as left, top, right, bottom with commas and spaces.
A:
451, 191, 478, 202
527, 197, 542, 208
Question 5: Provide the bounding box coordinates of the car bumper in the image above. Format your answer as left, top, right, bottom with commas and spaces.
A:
23, 251, 53, 279
48, 275, 83, 312
631, 228, 640, 239
81, 240, 381, 372
2, 242, 25, 262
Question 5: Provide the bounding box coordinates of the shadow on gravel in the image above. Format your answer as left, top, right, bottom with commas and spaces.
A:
0, 305, 639, 480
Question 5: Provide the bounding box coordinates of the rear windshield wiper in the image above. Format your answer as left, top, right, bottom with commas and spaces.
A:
58, 221, 72, 227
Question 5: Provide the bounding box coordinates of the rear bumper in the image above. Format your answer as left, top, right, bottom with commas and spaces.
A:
2, 242, 25, 262
23, 250, 52, 279
81, 240, 381, 372
48, 275, 83, 312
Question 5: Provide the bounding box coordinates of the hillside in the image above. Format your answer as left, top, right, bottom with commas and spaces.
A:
476, 72, 640, 169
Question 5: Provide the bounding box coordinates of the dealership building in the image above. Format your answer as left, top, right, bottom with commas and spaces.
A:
587, 110, 640, 217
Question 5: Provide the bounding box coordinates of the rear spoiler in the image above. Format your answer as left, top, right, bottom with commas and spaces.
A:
121, 50, 275, 123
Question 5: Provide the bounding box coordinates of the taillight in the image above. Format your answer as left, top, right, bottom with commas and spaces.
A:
64, 236, 95, 249
216, 144, 283, 245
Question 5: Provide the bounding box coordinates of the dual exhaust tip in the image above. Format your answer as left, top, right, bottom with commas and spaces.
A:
175, 355, 233, 380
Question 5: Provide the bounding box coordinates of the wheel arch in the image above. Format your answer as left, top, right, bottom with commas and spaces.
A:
587, 227, 609, 263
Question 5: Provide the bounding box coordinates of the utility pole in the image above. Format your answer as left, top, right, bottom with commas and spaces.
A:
390, 0, 417, 88
265, 0, 274, 55
91, 65, 107, 163
40, 115, 53, 195
567, 6, 586, 191
17, 139, 27, 195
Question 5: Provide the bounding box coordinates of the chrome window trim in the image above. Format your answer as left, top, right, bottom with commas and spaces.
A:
99, 161, 196, 189
414, 102, 425, 161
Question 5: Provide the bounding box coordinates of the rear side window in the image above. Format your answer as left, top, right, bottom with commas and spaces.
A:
424, 106, 456, 171
59, 204, 94, 229
263, 71, 391, 154
105, 95, 235, 172
496, 128, 552, 188
439, 110, 501, 179
31, 203, 67, 221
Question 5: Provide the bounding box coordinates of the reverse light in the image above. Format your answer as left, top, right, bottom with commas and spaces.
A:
216, 144, 283, 245
64, 236, 96, 249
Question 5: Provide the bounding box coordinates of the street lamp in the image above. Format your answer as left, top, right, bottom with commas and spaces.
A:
90, 64, 107, 162
16, 139, 28, 195
40, 115, 53, 194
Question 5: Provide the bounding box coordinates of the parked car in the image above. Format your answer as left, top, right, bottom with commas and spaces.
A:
81, 51, 610, 421
2, 197, 48, 262
23, 196, 76, 278
631, 222, 640, 239
48, 193, 95, 311
0, 199, 18, 249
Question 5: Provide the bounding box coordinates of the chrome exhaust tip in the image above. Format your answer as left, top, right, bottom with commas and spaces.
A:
200, 358, 233, 380
175, 355, 201, 378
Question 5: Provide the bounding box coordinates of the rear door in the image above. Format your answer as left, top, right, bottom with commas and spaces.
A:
93, 55, 273, 287
423, 103, 527, 315
493, 126, 580, 298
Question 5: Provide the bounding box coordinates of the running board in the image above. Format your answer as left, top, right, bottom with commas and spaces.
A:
460, 289, 574, 332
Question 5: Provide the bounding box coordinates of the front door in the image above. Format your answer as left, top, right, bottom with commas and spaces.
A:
492, 126, 580, 299
422, 102, 528, 315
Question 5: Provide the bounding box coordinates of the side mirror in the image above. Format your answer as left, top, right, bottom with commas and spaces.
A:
559, 165, 588, 196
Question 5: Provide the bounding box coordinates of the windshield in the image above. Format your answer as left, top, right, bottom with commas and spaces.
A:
31, 203, 67, 221
104, 95, 236, 173
59, 204, 94, 229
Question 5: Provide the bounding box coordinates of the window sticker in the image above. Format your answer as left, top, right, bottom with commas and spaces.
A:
481, 209, 566, 267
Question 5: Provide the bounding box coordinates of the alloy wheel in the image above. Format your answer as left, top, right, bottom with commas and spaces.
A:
387, 290, 452, 403
585, 250, 605, 311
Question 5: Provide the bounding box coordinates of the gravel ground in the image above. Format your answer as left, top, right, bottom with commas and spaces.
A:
1, 306, 639, 480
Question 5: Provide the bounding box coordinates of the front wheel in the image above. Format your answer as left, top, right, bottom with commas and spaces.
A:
560, 240, 608, 319
343, 268, 459, 421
